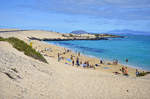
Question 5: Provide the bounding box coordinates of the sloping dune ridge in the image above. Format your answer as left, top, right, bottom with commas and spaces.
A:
0, 29, 150, 99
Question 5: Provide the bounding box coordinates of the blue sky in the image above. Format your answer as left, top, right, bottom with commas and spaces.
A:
0, 0, 150, 33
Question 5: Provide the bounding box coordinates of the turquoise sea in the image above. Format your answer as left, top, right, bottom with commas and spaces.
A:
46, 35, 150, 70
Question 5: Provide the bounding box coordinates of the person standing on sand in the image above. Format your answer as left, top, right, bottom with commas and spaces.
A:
116, 59, 118, 65
58, 53, 60, 62
80, 61, 82, 65
76, 57, 80, 66
136, 69, 139, 77
100, 59, 103, 64
78, 52, 80, 56
72, 60, 74, 66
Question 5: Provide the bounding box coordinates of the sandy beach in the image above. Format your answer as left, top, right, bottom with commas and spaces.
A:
0, 29, 150, 99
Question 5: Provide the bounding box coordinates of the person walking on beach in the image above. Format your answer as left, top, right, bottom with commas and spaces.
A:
70, 55, 73, 60
126, 59, 128, 63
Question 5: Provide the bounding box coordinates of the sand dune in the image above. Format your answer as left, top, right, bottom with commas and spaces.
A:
0, 41, 150, 99
0, 29, 63, 41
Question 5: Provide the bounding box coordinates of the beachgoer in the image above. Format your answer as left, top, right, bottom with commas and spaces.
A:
87, 61, 89, 67
124, 67, 129, 76
58, 53, 60, 62
76, 57, 80, 66
67, 49, 69, 52
80, 61, 82, 65
72, 60, 74, 66
78, 52, 80, 56
113, 59, 117, 65
136, 69, 139, 77
90, 64, 95, 69
126, 59, 128, 63
70, 55, 73, 60
122, 66, 125, 73
113, 72, 121, 75
116, 59, 118, 65
100, 60, 103, 64
95, 64, 99, 66
30, 41, 32, 47
63, 52, 66, 54
83, 62, 87, 68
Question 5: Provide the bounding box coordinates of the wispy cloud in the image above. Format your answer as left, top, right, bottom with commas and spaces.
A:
25, 0, 150, 20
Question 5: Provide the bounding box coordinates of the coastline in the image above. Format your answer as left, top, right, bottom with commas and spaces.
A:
1, 29, 150, 99
46, 41, 147, 71
32, 40, 144, 77
0, 29, 147, 77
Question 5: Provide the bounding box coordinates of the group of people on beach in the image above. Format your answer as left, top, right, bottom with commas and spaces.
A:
71, 56, 95, 69
57, 50, 142, 77
113, 58, 128, 65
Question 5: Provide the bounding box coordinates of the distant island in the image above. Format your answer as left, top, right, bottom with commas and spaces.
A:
70, 29, 150, 35
70, 30, 88, 34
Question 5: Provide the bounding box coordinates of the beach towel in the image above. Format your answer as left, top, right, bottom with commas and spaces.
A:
67, 58, 72, 62
65, 63, 69, 64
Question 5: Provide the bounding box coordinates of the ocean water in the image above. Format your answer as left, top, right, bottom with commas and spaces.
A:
46, 35, 150, 70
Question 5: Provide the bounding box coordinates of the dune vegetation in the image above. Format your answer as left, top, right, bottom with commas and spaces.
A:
0, 37, 47, 63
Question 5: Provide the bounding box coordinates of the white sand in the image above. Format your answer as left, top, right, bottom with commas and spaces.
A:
0, 29, 150, 99
0, 29, 63, 40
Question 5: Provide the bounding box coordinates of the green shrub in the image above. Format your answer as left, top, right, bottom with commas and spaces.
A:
0, 37, 47, 63
69, 34, 74, 37
86, 36, 90, 39
138, 72, 150, 77
94, 34, 99, 38
0, 37, 6, 41
6, 37, 29, 51
62, 34, 66, 37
